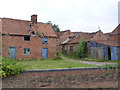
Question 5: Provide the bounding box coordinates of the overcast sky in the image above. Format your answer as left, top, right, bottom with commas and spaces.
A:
0, 0, 119, 33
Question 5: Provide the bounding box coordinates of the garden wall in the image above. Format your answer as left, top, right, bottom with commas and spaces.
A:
2, 68, 119, 88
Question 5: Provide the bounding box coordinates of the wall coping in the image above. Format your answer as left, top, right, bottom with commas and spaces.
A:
22, 67, 119, 73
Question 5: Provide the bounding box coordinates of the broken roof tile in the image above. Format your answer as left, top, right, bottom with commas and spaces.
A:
1, 18, 57, 37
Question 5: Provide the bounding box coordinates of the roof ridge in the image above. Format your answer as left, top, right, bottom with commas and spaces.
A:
1, 18, 47, 24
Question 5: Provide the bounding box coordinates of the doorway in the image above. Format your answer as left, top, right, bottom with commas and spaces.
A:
9, 47, 16, 60
108, 47, 111, 60
42, 48, 48, 58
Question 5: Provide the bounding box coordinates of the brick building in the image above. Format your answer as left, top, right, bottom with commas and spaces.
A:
0, 15, 57, 60
90, 25, 120, 61
56, 30, 75, 52
60, 32, 96, 54
56, 30, 96, 54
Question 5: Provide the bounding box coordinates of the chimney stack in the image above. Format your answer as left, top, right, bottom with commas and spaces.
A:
31, 14, 37, 24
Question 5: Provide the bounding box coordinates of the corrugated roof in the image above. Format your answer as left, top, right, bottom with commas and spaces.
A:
1, 18, 57, 37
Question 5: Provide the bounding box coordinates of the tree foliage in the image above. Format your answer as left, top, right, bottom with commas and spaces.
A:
0, 57, 25, 78
48, 21, 60, 32
76, 38, 88, 58
64, 38, 88, 59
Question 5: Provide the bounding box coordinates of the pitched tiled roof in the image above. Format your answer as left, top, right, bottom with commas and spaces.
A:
72, 31, 96, 36
92, 40, 120, 47
55, 31, 66, 37
111, 24, 120, 35
72, 32, 85, 36
91, 30, 108, 41
55, 30, 72, 37
61, 32, 95, 45
61, 35, 80, 45
91, 25, 120, 46
1, 18, 57, 37
72, 32, 96, 41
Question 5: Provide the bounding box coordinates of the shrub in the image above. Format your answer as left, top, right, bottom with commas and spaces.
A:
0, 57, 25, 78
98, 58, 107, 62
76, 39, 88, 58
41, 58, 46, 60
62, 50, 67, 55
53, 51, 62, 60
69, 50, 78, 59
68, 39, 88, 59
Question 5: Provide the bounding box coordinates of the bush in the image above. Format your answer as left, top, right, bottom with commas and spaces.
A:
69, 51, 78, 59
76, 39, 88, 58
98, 58, 107, 62
62, 50, 67, 55
53, 51, 62, 60
0, 57, 25, 78
68, 39, 88, 59
41, 58, 46, 60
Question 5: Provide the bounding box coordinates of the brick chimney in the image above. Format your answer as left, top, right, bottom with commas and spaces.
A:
31, 14, 37, 24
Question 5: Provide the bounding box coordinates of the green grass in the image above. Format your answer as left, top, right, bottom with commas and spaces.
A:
16, 59, 98, 70
63, 54, 118, 63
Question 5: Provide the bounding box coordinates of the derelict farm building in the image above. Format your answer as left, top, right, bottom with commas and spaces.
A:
0, 15, 57, 60
90, 25, 120, 61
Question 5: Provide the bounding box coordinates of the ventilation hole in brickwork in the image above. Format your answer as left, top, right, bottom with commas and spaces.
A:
40, 85, 47, 87
31, 31, 35, 35
42, 33, 44, 37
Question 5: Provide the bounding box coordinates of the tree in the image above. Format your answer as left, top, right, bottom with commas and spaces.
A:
70, 38, 88, 59
77, 39, 88, 58
48, 21, 60, 32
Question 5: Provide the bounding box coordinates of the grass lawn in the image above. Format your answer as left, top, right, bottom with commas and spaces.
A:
16, 59, 98, 70
63, 55, 118, 63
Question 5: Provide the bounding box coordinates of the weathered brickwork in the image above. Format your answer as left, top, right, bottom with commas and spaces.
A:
56, 30, 75, 52
2, 35, 57, 59
2, 69, 119, 88
1, 15, 57, 59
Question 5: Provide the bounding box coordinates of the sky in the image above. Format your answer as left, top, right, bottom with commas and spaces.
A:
0, 0, 119, 33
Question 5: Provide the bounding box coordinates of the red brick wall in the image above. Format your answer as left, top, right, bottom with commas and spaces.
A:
62, 44, 79, 54
59, 31, 74, 44
2, 69, 119, 88
61, 42, 90, 54
2, 35, 57, 59
57, 31, 75, 52
19, 69, 118, 78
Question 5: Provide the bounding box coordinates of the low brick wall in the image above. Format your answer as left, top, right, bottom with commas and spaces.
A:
2, 68, 119, 88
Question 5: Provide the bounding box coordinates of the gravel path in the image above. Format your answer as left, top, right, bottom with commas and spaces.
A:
62, 57, 116, 66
